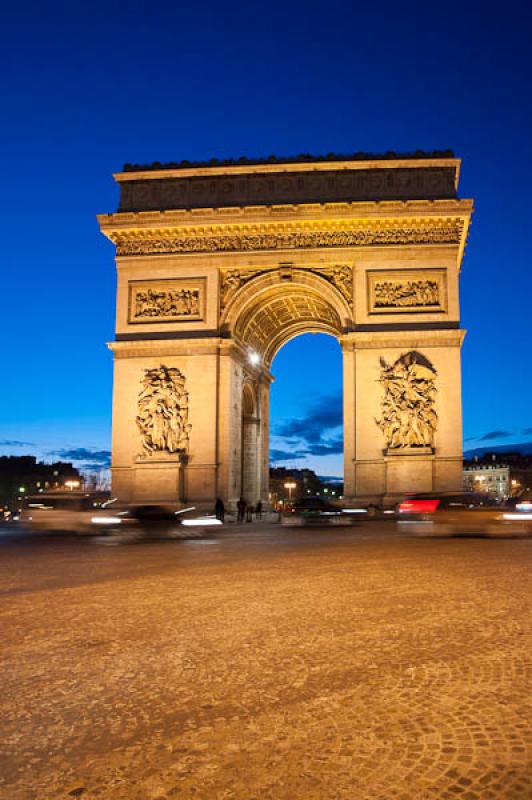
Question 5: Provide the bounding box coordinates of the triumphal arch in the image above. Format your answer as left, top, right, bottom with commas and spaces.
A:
98, 152, 472, 507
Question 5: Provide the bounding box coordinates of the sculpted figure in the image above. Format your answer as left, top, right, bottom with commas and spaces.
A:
374, 279, 440, 308
376, 352, 437, 448
220, 270, 243, 308
133, 288, 200, 319
136, 365, 191, 454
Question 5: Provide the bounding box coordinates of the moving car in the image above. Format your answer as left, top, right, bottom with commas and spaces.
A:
282, 496, 350, 526
397, 492, 532, 537
21, 492, 111, 534
90, 504, 222, 541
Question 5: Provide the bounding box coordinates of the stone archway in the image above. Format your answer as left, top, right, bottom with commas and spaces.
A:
222, 269, 350, 366
100, 153, 472, 508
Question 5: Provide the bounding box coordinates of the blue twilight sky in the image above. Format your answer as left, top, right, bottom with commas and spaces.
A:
1, 0, 532, 478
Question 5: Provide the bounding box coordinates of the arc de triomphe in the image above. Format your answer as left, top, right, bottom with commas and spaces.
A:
98, 153, 472, 508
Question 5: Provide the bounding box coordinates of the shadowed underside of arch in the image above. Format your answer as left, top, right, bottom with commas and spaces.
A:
234, 287, 343, 364
224, 272, 349, 365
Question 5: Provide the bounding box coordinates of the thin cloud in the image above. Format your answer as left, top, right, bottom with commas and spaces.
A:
523, 427, 532, 435
270, 448, 308, 462
305, 436, 344, 456
0, 439, 35, 447
478, 430, 512, 441
275, 394, 343, 445
54, 448, 112, 467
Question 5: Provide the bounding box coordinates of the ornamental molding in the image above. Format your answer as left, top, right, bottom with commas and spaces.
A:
219, 264, 353, 311
339, 329, 466, 350
107, 217, 465, 257
99, 197, 472, 227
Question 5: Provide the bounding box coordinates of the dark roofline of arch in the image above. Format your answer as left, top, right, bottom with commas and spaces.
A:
122, 150, 455, 173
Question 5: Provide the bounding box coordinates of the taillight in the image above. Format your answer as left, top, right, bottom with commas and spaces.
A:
399, 499, 441, 514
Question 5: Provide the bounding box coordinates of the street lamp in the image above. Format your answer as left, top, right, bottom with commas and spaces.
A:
284, 481, 296, 500
65, 480, 80, 491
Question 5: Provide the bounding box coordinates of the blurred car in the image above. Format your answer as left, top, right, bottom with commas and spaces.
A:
90, 504, 222, 541
282, 496, 350, 526
21, 492, 111, 534
397, 491, 532, 537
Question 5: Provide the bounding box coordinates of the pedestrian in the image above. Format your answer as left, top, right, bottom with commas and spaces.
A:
255, 500, 263, 519
246, 503, 254, 523
215, 497, 225, 523
237, 497, 246, 523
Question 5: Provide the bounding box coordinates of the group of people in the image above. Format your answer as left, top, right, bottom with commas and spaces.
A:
214, 497, 263, 523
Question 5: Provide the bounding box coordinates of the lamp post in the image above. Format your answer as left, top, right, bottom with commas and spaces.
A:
284, 481, 296, 501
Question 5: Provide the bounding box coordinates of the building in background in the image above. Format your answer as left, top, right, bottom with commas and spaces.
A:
463, 462, 509, 498
269, 467, 343, 507
463, 452, 532, 499
0, 456, 82, 511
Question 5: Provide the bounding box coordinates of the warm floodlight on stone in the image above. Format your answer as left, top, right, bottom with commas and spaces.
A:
99, 152, 473, 509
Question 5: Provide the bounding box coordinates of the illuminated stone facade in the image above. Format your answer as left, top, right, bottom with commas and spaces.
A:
98, 154, 472, 507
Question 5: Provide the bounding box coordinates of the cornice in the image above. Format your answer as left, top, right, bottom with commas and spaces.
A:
99, 215, 468, 257
108, 337, 274, 381
98, 198, 472, 231
339, 329, 466, 350
114, 157, 461, 182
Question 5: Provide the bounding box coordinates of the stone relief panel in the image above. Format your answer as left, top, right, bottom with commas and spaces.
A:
376, 352, 438, 449
136, 365, 191, 456
368, 270, 446, 314
128, 279, 205, 323
219, 264, 352, 312
116, 220, 463, 257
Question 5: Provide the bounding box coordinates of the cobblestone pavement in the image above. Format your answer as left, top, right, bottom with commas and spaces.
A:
0, 524, 531, 800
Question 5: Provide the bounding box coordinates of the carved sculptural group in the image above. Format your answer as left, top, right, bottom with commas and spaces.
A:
376, 352, 438, 449
220, 264, 353, 311
117, 221, 462, 257
137, 365, 191, 455
374, 279, 440, 308
133, 288, 200, 320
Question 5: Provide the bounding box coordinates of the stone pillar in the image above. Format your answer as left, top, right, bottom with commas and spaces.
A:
341, 329, 465, 505
258, 377, 272, 506
342, 342, 356, 502
241, 416, 260, 505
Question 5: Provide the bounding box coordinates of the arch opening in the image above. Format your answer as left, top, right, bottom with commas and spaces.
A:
269, 332, 344, 507
223, 271, 349, 366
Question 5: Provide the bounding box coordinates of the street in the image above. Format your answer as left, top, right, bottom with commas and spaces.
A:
0, 522, 531, 800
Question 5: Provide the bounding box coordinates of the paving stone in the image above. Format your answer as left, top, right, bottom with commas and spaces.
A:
0, 525, 530, 799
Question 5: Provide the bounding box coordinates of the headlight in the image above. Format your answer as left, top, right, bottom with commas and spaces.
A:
91, 516, 122, 525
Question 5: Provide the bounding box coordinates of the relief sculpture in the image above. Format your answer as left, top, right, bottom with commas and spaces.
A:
117, 222, 463, 256
137, 365, 191, 455
376, 352, 438, 449
220, 264, 352, 311
374, 279, 439, 308
131, 286, 200, 321
220, 269, 266, 310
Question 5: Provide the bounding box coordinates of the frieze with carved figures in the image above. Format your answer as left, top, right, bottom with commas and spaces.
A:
368, 269, 446, 314
115, 220, 463, 257
128, 280, 205, 323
